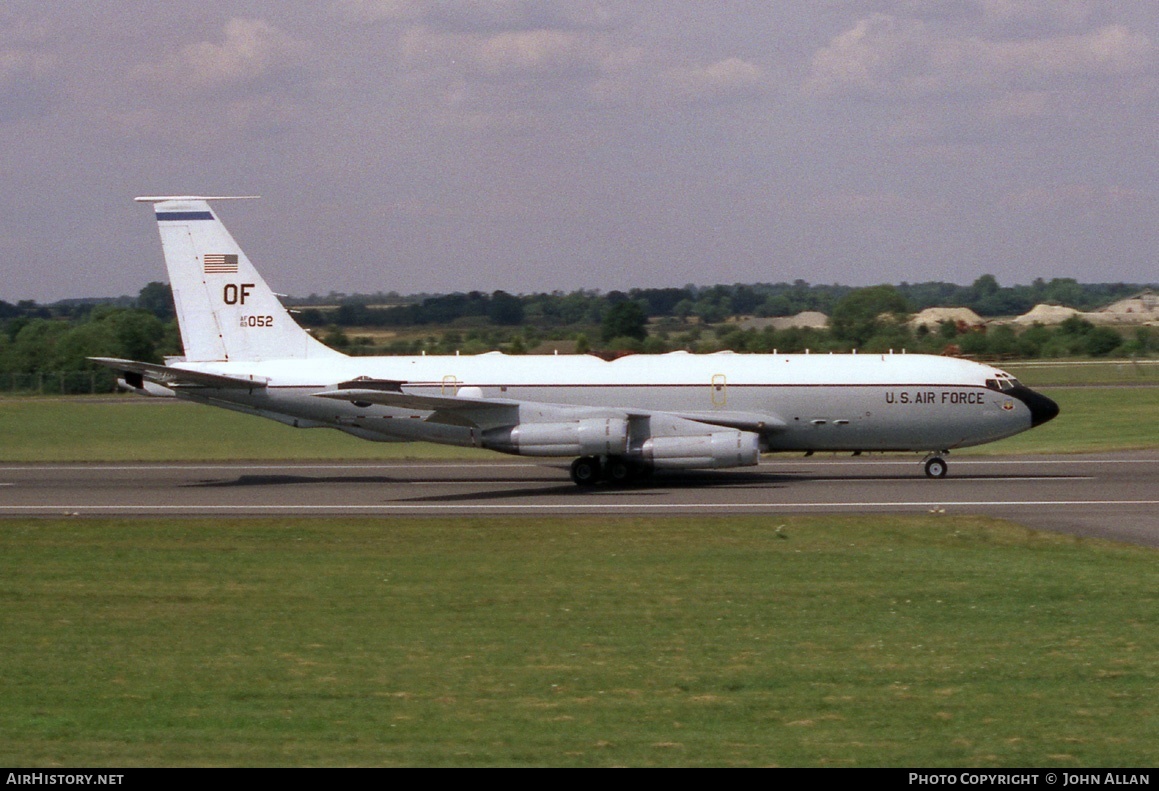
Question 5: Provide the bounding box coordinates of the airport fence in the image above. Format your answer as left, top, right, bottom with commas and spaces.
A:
0, 371, 119, 395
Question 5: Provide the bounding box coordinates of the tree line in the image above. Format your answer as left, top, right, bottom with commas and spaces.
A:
0, 277, 1153, 393
286, 275, 1143, 329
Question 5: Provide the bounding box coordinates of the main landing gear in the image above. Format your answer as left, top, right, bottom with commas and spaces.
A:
569, 456, 601, 486
923, 453, 949, 479
569, 456, 651, 487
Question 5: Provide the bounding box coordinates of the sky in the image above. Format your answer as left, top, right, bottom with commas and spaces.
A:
1, 1, 1155, 302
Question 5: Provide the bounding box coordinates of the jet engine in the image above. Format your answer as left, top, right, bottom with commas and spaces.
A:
482, 418, 629, 457
640, 430, 760, 469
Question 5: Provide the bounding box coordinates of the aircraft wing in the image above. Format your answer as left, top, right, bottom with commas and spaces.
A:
672, 411, 788, 434
89, 357, 269, 389
315, 387, 527, 429
314, 387, 786, 435
316, 387, 522, 412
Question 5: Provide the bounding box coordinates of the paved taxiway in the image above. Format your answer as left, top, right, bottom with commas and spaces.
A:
0, 452, 1155, 545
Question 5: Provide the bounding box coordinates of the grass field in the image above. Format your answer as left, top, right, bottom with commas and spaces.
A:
1, 516, 1156, 767
1002, 359, 1159, 387
2, 362, 1156, 767
960, 387, 1159, 455
0, 384, 1154, 462
0, 398, 498, 462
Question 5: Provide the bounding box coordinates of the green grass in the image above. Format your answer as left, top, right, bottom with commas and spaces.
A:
0, 398, 498, 462
1002, 360, 1159, 387
1, 516, 1156, 767
965, 387, 1159, 455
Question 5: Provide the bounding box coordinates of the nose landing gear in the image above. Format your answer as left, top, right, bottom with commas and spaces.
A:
923, 453, 949, 479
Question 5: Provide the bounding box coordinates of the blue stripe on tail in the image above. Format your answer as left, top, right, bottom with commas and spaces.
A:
156, 211, 214, 221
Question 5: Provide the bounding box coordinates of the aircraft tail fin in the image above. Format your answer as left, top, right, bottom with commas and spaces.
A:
136, 196, 343, 362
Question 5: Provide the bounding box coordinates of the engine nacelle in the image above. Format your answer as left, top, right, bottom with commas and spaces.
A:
482, 418, 629, 457
639, 430, 760, 469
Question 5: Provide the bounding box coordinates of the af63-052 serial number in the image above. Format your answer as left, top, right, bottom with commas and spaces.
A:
240, 315, 274, 327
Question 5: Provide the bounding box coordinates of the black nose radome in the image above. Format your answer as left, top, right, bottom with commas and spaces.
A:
1008, 386, 1060, 428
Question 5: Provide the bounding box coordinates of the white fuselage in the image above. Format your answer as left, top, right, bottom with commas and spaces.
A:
168, 350, 1038, 453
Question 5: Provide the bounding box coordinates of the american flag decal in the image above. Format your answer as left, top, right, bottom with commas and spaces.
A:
204, 254, 239, 274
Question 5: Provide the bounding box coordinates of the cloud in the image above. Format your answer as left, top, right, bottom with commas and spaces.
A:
988, 24, 1153, 79
982, 89, 1055, 120
118, 18, 312, 142
803, 14, 928, 99
796, 189, 938, 222
341, 0, 617, 33
590, 55, 766, 107
0, 46, 57, 123
979, 0, 1093, 28
803, 14, 1154, 100
399, 25, 605, 77
1001, 184, 1153, 213
477, 29, 594, 74
386, 7, 768, 125
131, 18, 307, 95
339, 0, 424, 23
664, 57, 765, 101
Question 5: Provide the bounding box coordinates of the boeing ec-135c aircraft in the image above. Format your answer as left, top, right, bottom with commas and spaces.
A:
93, 196, 1059, 486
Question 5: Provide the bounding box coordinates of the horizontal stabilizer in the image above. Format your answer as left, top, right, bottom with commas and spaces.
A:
89, 357, 268, 389
135, 195, 260, 203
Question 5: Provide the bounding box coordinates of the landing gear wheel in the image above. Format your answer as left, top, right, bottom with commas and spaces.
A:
570, 456, 601, 487
604, 456, 631, 485
924, 457, 948, 479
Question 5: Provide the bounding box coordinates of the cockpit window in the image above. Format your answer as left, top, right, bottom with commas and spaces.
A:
985, 377, 1022, 392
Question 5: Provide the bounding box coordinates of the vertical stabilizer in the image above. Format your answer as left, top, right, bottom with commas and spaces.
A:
137, 196, 342, 362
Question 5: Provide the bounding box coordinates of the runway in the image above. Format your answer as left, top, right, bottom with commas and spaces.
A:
1, 451, 1155, 545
